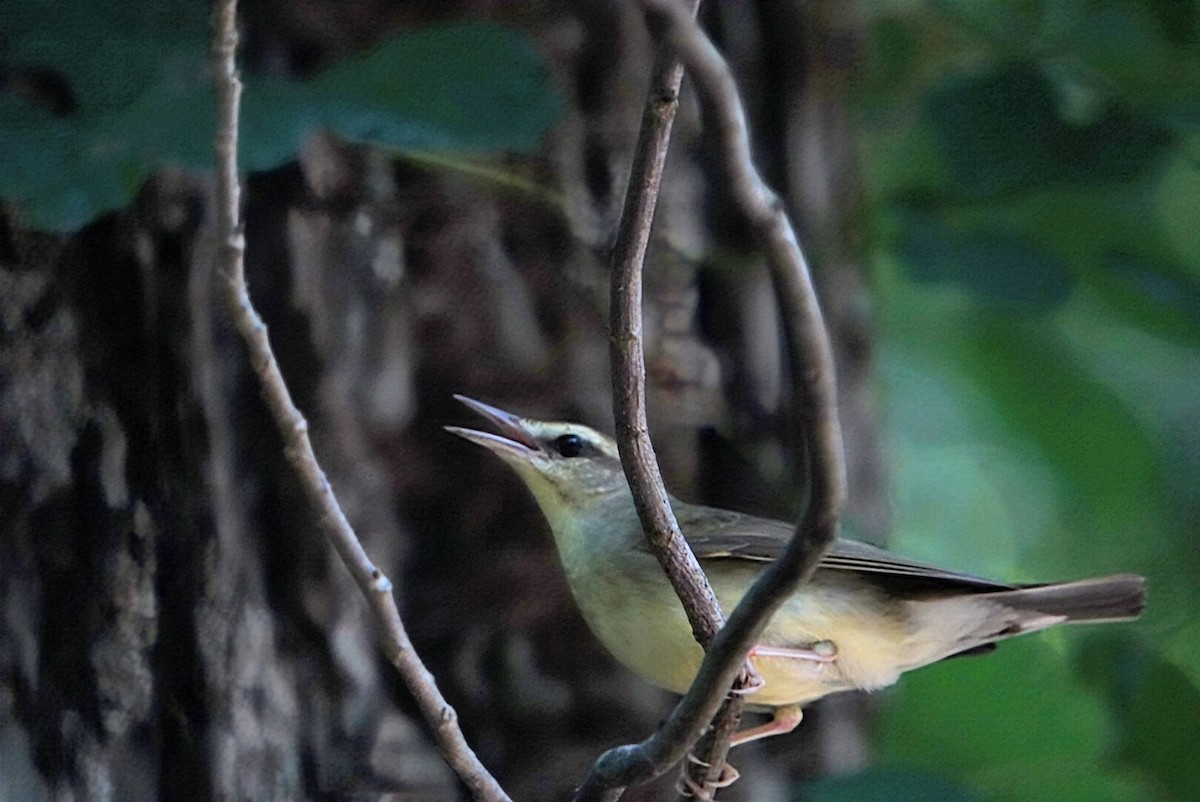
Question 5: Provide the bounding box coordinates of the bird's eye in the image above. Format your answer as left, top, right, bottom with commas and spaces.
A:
553, 433, 586, 458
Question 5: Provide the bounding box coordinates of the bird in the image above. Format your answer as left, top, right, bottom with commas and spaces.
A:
446, 395, 1146, 748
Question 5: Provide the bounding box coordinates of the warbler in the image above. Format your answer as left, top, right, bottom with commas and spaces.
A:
447, 395, 1146, 745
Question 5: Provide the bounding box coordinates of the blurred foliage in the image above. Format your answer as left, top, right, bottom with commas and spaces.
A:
798, 767, 985, 802
854, 1, 1200, 800
0, 2, 562, 231
4, 0, 1194, 798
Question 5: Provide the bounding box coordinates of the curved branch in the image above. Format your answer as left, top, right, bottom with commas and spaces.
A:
577, 0, 847, 798
210, 3, 510, 800
608, 4, 723, 657
602, 2, 749, 799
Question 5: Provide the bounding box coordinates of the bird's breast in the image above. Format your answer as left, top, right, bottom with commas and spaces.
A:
542, 496, 919, 706
553, 530, 909, 706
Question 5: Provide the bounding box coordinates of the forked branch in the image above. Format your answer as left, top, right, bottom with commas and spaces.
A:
579, 1, 847, 798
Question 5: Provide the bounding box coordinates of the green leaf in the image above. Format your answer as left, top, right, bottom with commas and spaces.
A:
1155, 143, 1200, 270
971, 763, 1157, 802
1163, 620, 1200, 691
310, 22, 564, 154
876, 276, 1197, 631
926, 63, 1065, 198
895, 209, 1074, 312
1054, 299, 1200, 635
1120, 650, 1200, 800
880, 333, 1060, 580
1042, 0, 1193, 102
966, 324, 1156, 529
6, 2, 209, 113
0, 96, 71, 202
1092, 254, 1200, 346
0, 96, 155, 230
935, 181, 1200, 350
240, 80, 326, 172
1, 7, 563, 232
864, 6, 1198, 799
925, 63, 1172, 199
798, 768, 985, 802
878, 638, 1117, 800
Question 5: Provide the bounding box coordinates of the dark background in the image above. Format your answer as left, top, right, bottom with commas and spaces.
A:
2, 1, 1196, 800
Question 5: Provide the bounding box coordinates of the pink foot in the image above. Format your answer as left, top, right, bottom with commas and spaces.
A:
730, 704, 804, 747
749, 640, 837, 663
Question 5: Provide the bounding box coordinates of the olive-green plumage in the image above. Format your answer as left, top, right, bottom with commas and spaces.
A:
448, 396, 1145, 735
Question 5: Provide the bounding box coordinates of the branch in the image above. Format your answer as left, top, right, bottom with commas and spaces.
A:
608, 1, 722, 657
578, 0, 847, 798
209, 4, 510, 800
603, 2, 748, 799
641, 0, 847, 620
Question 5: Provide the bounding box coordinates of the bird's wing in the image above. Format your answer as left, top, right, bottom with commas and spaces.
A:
673, 503, 1013, 592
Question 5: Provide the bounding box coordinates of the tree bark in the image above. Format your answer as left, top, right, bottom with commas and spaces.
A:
0, 2, 878, 799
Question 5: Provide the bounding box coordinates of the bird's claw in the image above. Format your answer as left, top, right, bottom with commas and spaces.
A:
731, 660, 765, 696
676, 761, 740, 798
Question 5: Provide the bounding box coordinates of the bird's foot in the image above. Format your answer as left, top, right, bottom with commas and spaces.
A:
750, 640, 837, 663
730, 660, 765, 696
729, 704, 804, 747
676, 757, 740, 798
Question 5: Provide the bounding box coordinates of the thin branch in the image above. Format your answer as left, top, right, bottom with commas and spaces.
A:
577, 0, 847, 798
665, 8, 846, 501
209, 4, 510, 800
643, 0, 847, 628
603, 2, 747, 799
683, 688, 742, 799
608, 1, 722, 657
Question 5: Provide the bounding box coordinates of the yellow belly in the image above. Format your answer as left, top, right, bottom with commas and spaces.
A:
563, 552, 911, 708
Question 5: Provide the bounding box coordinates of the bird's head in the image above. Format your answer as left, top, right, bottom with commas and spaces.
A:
446, 395, 630, 511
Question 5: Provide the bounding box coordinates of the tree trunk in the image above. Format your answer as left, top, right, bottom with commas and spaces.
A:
0, 2, 877, 799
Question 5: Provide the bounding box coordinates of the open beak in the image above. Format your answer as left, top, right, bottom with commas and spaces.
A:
445, 395, 544, 459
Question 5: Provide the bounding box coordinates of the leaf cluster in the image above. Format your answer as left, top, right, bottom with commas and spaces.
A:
854, 2, 1200, 799
1, 2, 562, 231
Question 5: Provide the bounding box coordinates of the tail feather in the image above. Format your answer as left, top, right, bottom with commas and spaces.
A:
995, 573, 1146, 625
906, 574, 1145, 670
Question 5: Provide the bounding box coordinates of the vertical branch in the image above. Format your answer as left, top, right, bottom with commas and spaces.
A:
641, 0, 846, 552
209, 4, 510, 800
655, 7, 846, 515
576, 0, 847, 798
606, 2, 748, 798
608, 2, 723, 656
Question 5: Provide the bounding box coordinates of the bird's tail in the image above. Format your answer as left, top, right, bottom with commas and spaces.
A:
991, 573, 1146, 626
905, 574, 1145, 669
